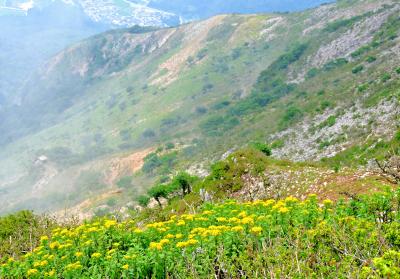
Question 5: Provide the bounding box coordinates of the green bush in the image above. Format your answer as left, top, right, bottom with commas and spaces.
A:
358, 83, 369, 92
352, 65, 364, 74
366, 56, 377, 63
324, 14, 365, 32
200, 115, 240, 136
0, 211, 56, 260
116, 176, 133, 189
148, 185, 170, 207
142, 152, 178, 174
280, 106, 303, 128
319, 115, 336, 128
381, 73, 392, 82
351, 45, 371, 58
136, 195, 150, 207
396, 67, 400, 74
322, 58, 348, 71
251, 142, 272, 156
271, 139, 285, 149
165, 142, 175, 150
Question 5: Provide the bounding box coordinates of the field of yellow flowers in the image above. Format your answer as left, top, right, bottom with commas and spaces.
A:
1, 190, 400, 278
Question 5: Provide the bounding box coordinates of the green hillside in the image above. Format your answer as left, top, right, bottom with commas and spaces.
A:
0, 148, 399, 278
0, 0, 399, 215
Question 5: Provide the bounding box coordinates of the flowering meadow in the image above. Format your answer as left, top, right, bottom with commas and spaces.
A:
1, 191, 400, 278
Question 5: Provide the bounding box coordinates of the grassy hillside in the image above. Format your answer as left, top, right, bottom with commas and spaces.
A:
0, 155, 399, 277
0, 0, 399, 215
1, 147, 399, 277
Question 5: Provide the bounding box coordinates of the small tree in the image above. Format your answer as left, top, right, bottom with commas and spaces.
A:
148, 185, 169, 208
174, 172, 194, 196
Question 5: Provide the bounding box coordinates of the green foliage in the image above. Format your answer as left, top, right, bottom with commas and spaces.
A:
142, 152, 178, 175
306, 67, 318, 79
173, 172, 196, 196
381, 72, 392, 82
366, 56, 377, 63
76, 171, 106, 193
322, 58, 348, 71
396, 67, 400, 74
319, 115, 336, 128
200, 115, 240, 136
0, 211, 55, 260
251, 142, 272, 156
148, 184, 170, 207
229, 43, 307, 117
324, 13, 366, 32
351, 45, 371, 58
319, 140, 331, 150
142, 129, 156, 138
203, 148, 269, 193
358, 83, 369, 92
116, 176, 132, 189
352, 65, 364, 74
2, 189, 400, 278
271, 139, 285, 149
136, 195, 150, 207
165, 142, 175, 150
280, 106, 303, 128
322, 130, 400, 167
106, 198, 117, 207
320, 100, 333, 111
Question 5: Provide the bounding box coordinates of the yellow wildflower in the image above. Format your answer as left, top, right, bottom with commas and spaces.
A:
165, 234, 175, 239
75, 252, 84, 257
285, 196, 299, 203
231, 226, 244, 232
27, 269, 38, 277
149, 242, 163, 250
250, 226, 263, 234
159, 239, 170, 245
279, 207, 289, 214
177, 220, 186, 226
238, 211, 247, 218
49, 241, 60, 250
241, 217, 254, 225
91, 252, 101, 258
175, 233, 183, 239
122, 264, 129, 270
104, 220, 117, 229
66, 261, 82, 270
323, 199, 333, 206
40, 236, 49, 242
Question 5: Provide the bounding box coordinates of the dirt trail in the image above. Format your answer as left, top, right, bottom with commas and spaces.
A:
105, 147, 155, 186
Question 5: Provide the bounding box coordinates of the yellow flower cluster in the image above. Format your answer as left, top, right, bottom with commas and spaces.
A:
2, 194, 332, 278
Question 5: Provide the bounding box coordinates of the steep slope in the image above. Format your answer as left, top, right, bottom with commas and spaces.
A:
0, 0, 399, 215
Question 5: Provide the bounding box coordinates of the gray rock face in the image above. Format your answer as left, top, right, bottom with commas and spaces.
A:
271, 99, 400, 161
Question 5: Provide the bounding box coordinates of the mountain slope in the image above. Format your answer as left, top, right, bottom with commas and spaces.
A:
0, 0, 399, 215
